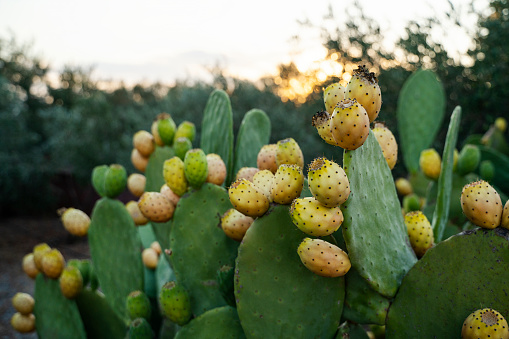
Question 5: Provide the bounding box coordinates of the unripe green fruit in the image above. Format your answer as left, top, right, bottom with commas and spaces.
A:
11, 292, 34, 315
67, 259, 91, 287
59, 265, 83, 299
174, 121, 196, 143
104, 164, 128, 198
159, 281, 192, 326
479, 160, 495, 182
183, 148, 208, 189
128, 317, 154, 339
91, 164, 108, 197
457, 144, 481, 175
174, 136, 192, 160
403, 193, 421, 213
126, 290, 152, 320
157, 116, 177, 146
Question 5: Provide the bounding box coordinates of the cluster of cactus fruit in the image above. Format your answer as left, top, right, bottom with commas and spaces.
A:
10, 65, 509, 338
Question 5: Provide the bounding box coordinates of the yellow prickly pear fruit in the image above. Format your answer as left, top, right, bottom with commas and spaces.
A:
33, 243, 51, 272
12, 292, 35, 315
235, 167, 260, 182
160, 184, 181, 207
276, 138, 304, 169
133, 130, 155, 158
10, 312, 35, 333
419, 148, 442, 180
151, 119, 165, 147
163, 156, 188, 197
501, 200, 509, 230
307, 157, 350, 208
395, 177, 413, 196
271, 164, 304, 205
290, 197, 344, 236
41, 248, 65, 279
127, 173, 146, 198
311, 111, 340, 146
323, 82, 346, 114
257, 144, 278, 173
495, 117, 507, 132
330, 98, 370, 150
138, 192, 175, 223
205, 153, 227, 186
220, 208, 254, 242
297, 238, 351, 277
60, 207, 90, 237
372, 123, 398, 170
460, 180, 503, 229
345, 65, 382, 123
125, 200, 149, 226
461, 308, 509, 339
252, 169, 275, 202
59, 265, 83, 299
228, 179, 270, 218
142, 248, 159, 270
404, 211, 434, 258
150, 241, 162, 256
22, 253, 39, 279
131, 148, 149, 173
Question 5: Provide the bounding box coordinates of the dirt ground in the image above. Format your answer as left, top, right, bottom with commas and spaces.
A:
0, 217, 90, 339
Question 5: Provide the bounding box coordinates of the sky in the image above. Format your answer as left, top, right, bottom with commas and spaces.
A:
0, 0, 490, 87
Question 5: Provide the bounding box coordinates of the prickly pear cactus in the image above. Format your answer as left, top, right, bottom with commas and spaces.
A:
174, 306, 245, 339
386, 227, 509, 338
169, 183, 238, 316
397, 69, 446, 173
88, 198, 144, 321
144, 145, 175, 192
342, 131, 417, 297
34, 274, 87, 339
235, 204, 345, 338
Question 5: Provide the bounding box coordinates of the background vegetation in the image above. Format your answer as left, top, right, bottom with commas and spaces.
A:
1, 0, 507, 216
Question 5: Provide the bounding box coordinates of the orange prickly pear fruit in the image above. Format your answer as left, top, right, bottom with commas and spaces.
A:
220, 208, 254, 242
228, 178, 270, 218
257, 144, 278, 173
307, 157, 350, 208
127, 173, 146, 198
133, 130, 155, 158
345, 65, 382, 123
138, 192, 175, 223
460, 180, 503, 229
160, 184, 181, 207
461, 308, 509, 339
59, 207, 90, 237
235, 167, 260, 182
125, 200, 149, 226
59, 265, 83, 299
271, 164, 304, 205
404, 211, 434, 258
276, 138, 304, 169
312, 111, 340, 146
323, 82, 346, 114
142, 247, 159, 270
297, 237, 351, 277
419, 148, 441, 180
290, 197, 344, 236
372, 123, 398, 170
330, 98, 370, 150
131, 148, 149, 173
205, 153, 227, 186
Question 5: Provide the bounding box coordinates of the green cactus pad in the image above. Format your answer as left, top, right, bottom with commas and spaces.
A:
88, 198, 144, 321
169, 183, 238, 316
155, 253, 176, 295
144, 145, 175, 192
200, 89, 234, 185
342, 268, 390, 326
235, 204, 345, 338
386, 228, 509, 338
34, 274, 87, 339
397, 69, 446, 173
335, 322, 370, 339
174, 306, 245, 339
342, 131, 417, 297
232, 109, 271, 183
91, 165, 108, 197
75, 289, 127, 339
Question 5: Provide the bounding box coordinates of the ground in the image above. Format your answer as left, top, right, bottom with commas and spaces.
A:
0, 217, 90, 339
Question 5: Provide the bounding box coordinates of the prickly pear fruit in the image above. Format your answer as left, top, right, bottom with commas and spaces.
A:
163, 156, 188, 197
159, 281, 192, 326
133, 130, 155, 157
67, 259, 91, 287
271, 164, 304, 205
252, 169, 274, 202
395, 177, 413, 196
33, 243, 51, 272
323, 82, 346, 114
60, 207, 90, 237
128, 173, 146, 198
151, 118, 164, 147
131, 148, 149, 173
150, 241, 162, 255
220, 208, 254, 241
157, 115, 177, 146
480, 160, 495, 182
307, 157, 350, 207
138, 192, 174, 223
184, 148, 208, 189
174, 136, 193, 160
501, 200, 509, 230
142, 247, 158, 269
126, 290, 152, 321
59, 265, 83, 299
404, 211, 434, 258
126, 200, 149, 226
205, 153, 227, 186
174, 121, 196, 143
228, 178, 270, 217
403, 193, 421, 213
460, 180, 503, 229
297, 237, 351, 277
457, 144, 481, 176
41, 248, 65, 279
22, 253, 39, 279
160, 184, 181, 207
276, 138, 304, 168
11, 293, 34, 315
419, 148, 441, 180
345, 65, 382, 123
235, 166, 260, 182
330, 98, 370, 150
128, 317, 154, 339
312, 110, 339, 146
10, 312, 35, 333
372, 123, 398, 170
461, 308, 509, 339
495, 117, 507, 132
104, 164, 128, 198
290, 197, 344, 236
91, 164, 108, 197
257, 144, 278, 173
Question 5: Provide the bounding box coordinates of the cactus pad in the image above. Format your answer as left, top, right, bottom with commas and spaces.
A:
174, 306, 245, 339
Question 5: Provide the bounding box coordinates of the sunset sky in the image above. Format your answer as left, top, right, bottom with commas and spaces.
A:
0, 0, 489, 86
